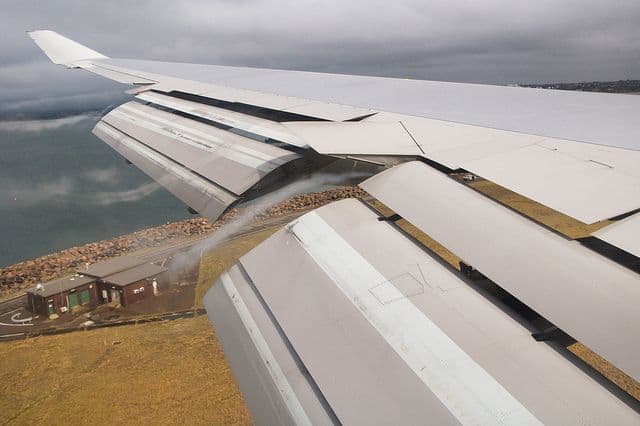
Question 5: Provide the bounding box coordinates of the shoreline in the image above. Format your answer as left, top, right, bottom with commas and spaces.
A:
0, 186, 366, 298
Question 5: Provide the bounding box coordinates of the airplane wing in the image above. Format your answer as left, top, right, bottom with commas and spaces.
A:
30, 30, 640, 423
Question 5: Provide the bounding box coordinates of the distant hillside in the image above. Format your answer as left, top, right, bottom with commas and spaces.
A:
521, 80, 640, 93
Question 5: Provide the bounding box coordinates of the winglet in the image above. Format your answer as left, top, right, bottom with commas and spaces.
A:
27, 30, 108, 67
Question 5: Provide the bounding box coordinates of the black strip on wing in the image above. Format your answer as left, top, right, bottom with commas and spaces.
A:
163, 90, 328, 123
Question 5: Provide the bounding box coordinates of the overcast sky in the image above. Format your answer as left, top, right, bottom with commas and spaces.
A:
2, 0, 640, 117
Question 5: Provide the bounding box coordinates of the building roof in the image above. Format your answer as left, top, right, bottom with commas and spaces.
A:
28, 274, 95, 298
102, 263, 167, 287
76, 256, 147, 279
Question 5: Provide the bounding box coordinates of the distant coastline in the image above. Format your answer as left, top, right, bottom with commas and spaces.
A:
519, 79, 640, 93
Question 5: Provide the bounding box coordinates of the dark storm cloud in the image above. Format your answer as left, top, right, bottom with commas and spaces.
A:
2, 0, 640, 116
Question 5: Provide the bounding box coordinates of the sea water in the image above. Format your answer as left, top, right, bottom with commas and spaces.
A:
0, 115, 192, 267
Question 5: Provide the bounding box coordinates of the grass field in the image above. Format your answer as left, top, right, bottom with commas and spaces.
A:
0, 218, 295, 425
0, 316, 250, 425
0, 224, 286, 425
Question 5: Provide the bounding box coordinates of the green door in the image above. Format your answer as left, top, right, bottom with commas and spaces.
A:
80, 289, 90, 305
47, 301, 55, 315
68, 292, 79, 308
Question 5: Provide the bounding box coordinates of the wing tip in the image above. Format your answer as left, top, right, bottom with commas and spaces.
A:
27, 29, 108, 67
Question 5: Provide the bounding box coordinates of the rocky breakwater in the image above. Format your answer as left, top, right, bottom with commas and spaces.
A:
259, 186, 366, 218
0, 187, 366, 297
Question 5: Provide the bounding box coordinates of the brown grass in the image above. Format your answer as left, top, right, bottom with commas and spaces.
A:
0, 218, 296, 425
0, 316, 250, 425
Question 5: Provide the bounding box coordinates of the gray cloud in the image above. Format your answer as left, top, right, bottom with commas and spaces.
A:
0, 113, 92, 132
3, 169, 160, 206
2, 0, 640, 117
91, 182, 161, 205
83, 167, 121, 185
3, 177, 76, 205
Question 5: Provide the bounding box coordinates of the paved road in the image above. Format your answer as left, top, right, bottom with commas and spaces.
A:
0, 294, 36, 338
0, 293, 27, 314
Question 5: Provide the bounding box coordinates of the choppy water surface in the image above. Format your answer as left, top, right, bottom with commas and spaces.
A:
0, 115, 192, 267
